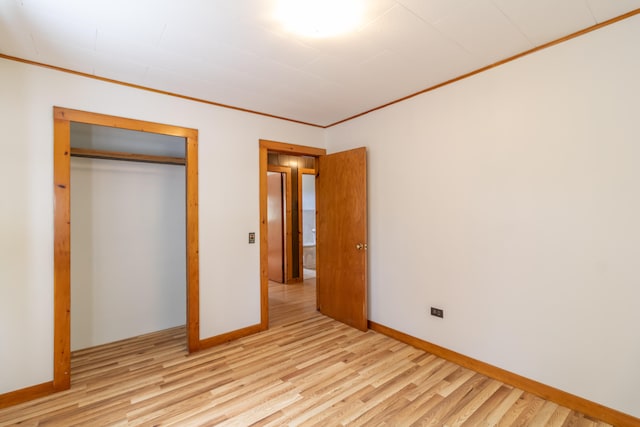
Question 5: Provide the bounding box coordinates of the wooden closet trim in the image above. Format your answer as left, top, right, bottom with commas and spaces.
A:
53, 107, 200, 393
70, 147, 186, 165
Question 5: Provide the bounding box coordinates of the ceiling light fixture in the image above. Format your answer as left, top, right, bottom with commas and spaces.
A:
275, 0, 364, 38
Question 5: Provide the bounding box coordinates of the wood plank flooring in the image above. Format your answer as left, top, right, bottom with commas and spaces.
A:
0, 276, 612, 426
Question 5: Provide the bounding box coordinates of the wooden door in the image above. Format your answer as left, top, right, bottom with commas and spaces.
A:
267, 172, 285, 283
316, 147, 368, 331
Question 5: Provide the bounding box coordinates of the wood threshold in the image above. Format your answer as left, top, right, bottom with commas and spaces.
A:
369, 320, 640, 427
0, 382, 55, 410
70, 148, 186, 165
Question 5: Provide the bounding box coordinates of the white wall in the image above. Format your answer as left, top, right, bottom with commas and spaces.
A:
0, 58, 324, 394
70, 157, 185, 350
325, 15, 640, 417
301, 174, 316, 211
302, 174, 316, 246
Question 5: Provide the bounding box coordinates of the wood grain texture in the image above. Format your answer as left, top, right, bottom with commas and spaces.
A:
259, 139, 326, 156
267, 165, 293, 283
199, 324, 264, 350
70, 147, 186, 165
52, 107, 201, 394
259, 143, 271, 328
267, 171, 286, 283
185, 134, 200, 352
369, 321, 640, 427
54, 107, 198, 138
283, 168, 293, 283
259, 140, 327, 330
0, 383, 54, 410
53, 113, 71, 392
0, 279, 618, 426
317, 147, 368, 331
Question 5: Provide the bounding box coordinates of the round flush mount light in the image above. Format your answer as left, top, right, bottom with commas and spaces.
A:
275, 0, 364, 38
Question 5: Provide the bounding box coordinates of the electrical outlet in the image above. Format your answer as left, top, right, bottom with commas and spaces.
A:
430, 307, 444, 318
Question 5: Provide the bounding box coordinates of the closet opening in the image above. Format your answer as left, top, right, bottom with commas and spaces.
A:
70, 123, 186, 353
53, 107, 199, 392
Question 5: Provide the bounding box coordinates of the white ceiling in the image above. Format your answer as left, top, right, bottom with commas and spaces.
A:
1, 0, 639, 127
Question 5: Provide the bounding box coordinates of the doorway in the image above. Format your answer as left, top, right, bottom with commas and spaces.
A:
266, 156, 316, 284
259, 140, 325, 327
53, 107, 200, 391
70, 123, 186, 351
259, 140, 368, 332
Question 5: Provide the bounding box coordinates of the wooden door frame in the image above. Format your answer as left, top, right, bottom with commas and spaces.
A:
53, 107, 200, 391
259, 140, 325, 328
267, 165, 292, 283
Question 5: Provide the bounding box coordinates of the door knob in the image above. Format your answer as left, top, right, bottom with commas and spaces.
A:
355, 243, 368, 250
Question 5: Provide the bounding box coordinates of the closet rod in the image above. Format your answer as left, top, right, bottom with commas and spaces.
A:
70, 148, 186, 165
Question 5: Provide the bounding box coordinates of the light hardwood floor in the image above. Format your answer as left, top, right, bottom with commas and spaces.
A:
0, 277, 612, 426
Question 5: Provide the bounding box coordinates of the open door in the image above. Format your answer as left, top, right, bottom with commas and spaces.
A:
267, 171, 285, 282
316, 147, 368, 331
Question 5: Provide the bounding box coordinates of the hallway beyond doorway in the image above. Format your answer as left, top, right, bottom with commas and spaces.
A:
268, 276, 316, 328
